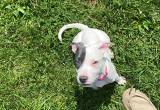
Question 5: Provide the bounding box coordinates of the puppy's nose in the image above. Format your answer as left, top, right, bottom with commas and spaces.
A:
79, 76, 88, 83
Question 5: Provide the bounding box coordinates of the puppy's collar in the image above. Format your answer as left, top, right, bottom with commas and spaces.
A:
98, 56, 111, 81
98, 66, 109, 80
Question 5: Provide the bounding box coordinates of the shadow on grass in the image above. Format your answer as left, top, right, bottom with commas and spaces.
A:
75, 83, 115, 110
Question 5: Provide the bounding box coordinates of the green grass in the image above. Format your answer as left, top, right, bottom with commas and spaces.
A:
0, 0, 160, 109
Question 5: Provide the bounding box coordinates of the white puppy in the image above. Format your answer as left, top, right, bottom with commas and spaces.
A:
58, 23, 126, 89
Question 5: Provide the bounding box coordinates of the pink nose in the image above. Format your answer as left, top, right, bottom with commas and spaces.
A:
79, 76, 88, 83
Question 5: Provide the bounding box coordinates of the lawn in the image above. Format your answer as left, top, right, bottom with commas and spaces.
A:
0, 0, 159, 110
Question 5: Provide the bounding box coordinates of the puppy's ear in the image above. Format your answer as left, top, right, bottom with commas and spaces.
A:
71, 43, 78, 53
99, 43, 108, 49
98, 42, 114, 49
99, 43, 109, 49
99, 42, 114, 59
71, 42, 85, 54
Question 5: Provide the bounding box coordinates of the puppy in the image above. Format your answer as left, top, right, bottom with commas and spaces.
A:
58, 23, 126, 89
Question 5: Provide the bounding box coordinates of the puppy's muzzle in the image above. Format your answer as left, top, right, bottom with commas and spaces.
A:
79, 76, 88, 83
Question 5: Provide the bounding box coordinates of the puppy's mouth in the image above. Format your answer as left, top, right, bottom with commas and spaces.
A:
81, 83, 92, 87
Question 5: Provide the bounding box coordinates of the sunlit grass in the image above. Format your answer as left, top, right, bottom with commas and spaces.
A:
0, 0, 159, 109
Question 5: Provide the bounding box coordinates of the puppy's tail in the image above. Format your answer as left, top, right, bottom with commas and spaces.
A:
58, 23, 89, 43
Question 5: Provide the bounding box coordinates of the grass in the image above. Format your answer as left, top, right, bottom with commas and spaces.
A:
0, 0, 160, 109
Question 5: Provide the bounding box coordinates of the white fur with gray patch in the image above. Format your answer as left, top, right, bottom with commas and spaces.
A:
58, 23, 126, 89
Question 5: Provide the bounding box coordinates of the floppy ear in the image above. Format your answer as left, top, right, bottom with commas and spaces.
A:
71, 42, 85, 54
98, 42, 114, 49
71, 43, 78, 53
99, 43, 109, 49
99, 42, 114, 59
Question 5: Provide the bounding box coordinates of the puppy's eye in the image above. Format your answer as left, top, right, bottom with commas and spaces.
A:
92, 61, 99, 64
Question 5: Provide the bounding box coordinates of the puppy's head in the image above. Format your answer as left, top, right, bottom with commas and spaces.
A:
71, 42, 110, 86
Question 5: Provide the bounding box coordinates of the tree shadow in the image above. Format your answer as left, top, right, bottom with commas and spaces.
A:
75, 83, 116, 110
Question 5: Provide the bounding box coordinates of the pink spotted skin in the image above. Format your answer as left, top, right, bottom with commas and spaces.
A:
98, 67, 108, 81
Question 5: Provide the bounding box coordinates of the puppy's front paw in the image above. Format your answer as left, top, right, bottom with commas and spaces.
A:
117, 76, 126, 85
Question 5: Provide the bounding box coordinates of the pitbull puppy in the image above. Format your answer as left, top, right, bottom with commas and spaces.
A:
58, 23, 126, 89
